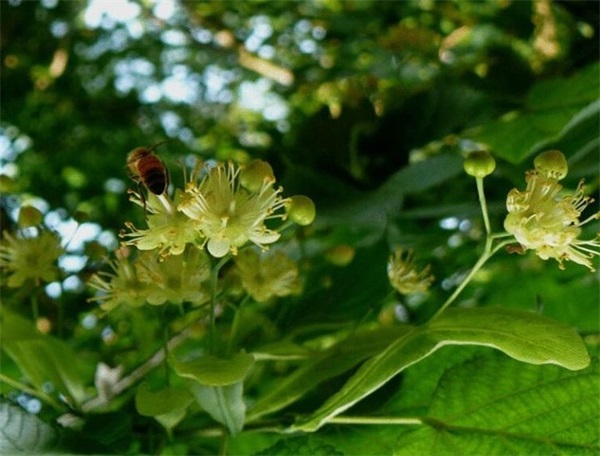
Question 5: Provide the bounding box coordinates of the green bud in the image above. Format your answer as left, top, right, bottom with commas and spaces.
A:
288, 195, 316, 226
325, 245, 355, 266
18, 206, 44, 227
534, 150, 568, 180
239, 160, 275, 192
463, 151, 496, 178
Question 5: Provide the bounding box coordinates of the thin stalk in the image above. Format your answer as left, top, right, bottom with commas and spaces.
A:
208, 255, 231, 355
329, 416, 423, 426
162, 312, 171, 385
81, 327, 191, 412
0, 373, 63, 411
227, 294, 251, 356
219, 429, 228, 456
476, 177, 491, 236
431, 237, 513, 320
31, 293, 39, 324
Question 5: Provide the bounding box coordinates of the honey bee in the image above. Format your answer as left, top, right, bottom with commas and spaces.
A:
127, 143, 169, 196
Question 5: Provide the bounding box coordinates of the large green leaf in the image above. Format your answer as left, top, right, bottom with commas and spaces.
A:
170, 351, 255, 386
467, 62, 599, 164
294, 307, 589, 431
247, 325, 411, 422
394, 354, 600, 455
0, 402, 58, 454
189, 382, 246, 435
0, 309, 88, 406
135, 383, 193, 417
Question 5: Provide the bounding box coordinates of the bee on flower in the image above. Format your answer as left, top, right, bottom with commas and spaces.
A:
121, 189, 202, 258
503, 150, 600, 271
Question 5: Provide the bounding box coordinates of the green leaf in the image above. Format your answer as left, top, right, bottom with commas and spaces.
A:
253, 435, 345, 456
394, 354, 600, 455
170, 351, 255, 386
247, 325, 411, 422
467, 62, 599, 164
135, 383, 193, 417
294, 307, 589, 431
0, 309, 88, 405
190, 382, 246, 435
427, 307, 590, 369
0, 402, 58, 454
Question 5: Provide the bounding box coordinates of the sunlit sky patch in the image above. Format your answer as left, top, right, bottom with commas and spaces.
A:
81, 0, 289, 120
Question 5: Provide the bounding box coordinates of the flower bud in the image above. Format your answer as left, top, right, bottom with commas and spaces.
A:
463, 151, 496, 178
240, 160, 275, 192
325, 245, 355, 266
534, 150, 568, 180
288, 195, 316, 226
18, 206, 43, 227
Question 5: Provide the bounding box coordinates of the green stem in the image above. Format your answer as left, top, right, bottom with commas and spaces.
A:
219, 429, 228, 456
163, 315, 171, 385
431, 237, 513, 320
476, 177, 491, 236
209, 255, 231, 355
31, 294, 39, 324
57, 283, 65, 338
227, 295, 250, 356
329, 416, 423, 426
430, 175, 514, 320
0, 373, 63, 411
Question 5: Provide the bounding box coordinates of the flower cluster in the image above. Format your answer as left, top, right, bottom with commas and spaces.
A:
90, 157, 315, 310
387, 248, 434, 295
88, 247, 211, 311
504, 150, 600, 271
122, 160, 310, 259
0, 229, 64, 288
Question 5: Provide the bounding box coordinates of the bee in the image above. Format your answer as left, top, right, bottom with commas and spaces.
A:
127, 143, 169, 213
127, 143, 169, 195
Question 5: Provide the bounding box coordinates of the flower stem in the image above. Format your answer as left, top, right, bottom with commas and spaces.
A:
162, 309, 171, 385
0, 373, 63, 411
431, 237, 513, 320
476, 177, 492, 236
208, 255, 230, 355
227, 294, 250, 356
329, 416, 423, 426
31, 293, 39, 324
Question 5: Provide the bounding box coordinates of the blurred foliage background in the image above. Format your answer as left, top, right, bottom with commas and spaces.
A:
1, 0, 599, 454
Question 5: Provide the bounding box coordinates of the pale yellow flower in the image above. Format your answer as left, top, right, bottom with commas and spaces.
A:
121, 189, 202, 257
88, 250, 148, 311
504, 170, 600, 270
387, 248, 434, 295
0, 230, 64, 287
177, 161, 289, 258
135, 248, 210, 306
233, 248, 301, 302
88, 247, 211, 310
